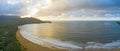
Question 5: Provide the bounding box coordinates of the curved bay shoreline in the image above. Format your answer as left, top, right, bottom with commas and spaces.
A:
16, 29, 120, 51
16, 30, 67, 51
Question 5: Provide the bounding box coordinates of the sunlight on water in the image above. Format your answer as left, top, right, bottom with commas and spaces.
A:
19, 21, 120, 49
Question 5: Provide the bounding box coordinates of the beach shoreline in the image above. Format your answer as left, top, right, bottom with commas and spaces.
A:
16, 30, 120, 51
16, 30, 68, 51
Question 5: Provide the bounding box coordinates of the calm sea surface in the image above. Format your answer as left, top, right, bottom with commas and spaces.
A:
21, 21, 120, 44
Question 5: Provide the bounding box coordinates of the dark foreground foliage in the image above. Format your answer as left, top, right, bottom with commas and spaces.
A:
0, 15, 44, 51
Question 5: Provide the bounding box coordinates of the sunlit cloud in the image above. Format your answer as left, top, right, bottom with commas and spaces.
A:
7, 0, 16, 5
0, 0, 120, 20
36, 16, 120, 21
21, 0, 120, 17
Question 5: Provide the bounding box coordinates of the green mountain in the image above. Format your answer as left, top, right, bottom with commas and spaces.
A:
0, 15, 48, 51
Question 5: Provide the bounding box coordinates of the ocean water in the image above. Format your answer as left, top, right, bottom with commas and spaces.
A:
19, 21, 120, 49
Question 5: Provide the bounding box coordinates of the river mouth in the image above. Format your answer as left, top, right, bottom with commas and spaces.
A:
18, 21, 120, 50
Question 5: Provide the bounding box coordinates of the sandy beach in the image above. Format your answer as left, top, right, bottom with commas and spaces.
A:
16, 30, 68, 51
16, 30, 120, 51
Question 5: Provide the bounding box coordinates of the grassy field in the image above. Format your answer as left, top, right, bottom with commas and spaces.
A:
0, 15, 44, 51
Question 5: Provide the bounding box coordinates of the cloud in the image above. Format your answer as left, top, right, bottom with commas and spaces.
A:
34, 0, 120, 17
0, 0, 120, 17
0, 0, 26, 15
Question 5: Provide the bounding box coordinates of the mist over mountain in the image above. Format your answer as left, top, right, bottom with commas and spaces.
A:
0, 15, 20, 19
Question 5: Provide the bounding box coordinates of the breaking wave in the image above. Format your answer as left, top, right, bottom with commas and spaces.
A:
18, 25, 120, 50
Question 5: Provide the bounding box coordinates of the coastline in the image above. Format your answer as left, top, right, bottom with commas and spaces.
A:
16, 30, 68, 51
16, 30, 120, 51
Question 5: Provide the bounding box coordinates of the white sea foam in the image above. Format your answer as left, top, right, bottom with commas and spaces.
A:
85, 41, 120, 49
18, 25, 120, 51
18, 26, 82, 50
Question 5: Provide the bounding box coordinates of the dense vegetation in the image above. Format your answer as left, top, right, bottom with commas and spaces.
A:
0, 15, 45, 51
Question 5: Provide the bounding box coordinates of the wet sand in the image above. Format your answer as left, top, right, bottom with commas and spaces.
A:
16, 30, 120, 51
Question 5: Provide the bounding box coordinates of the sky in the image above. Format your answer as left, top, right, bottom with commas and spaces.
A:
0, 0, 120, 19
